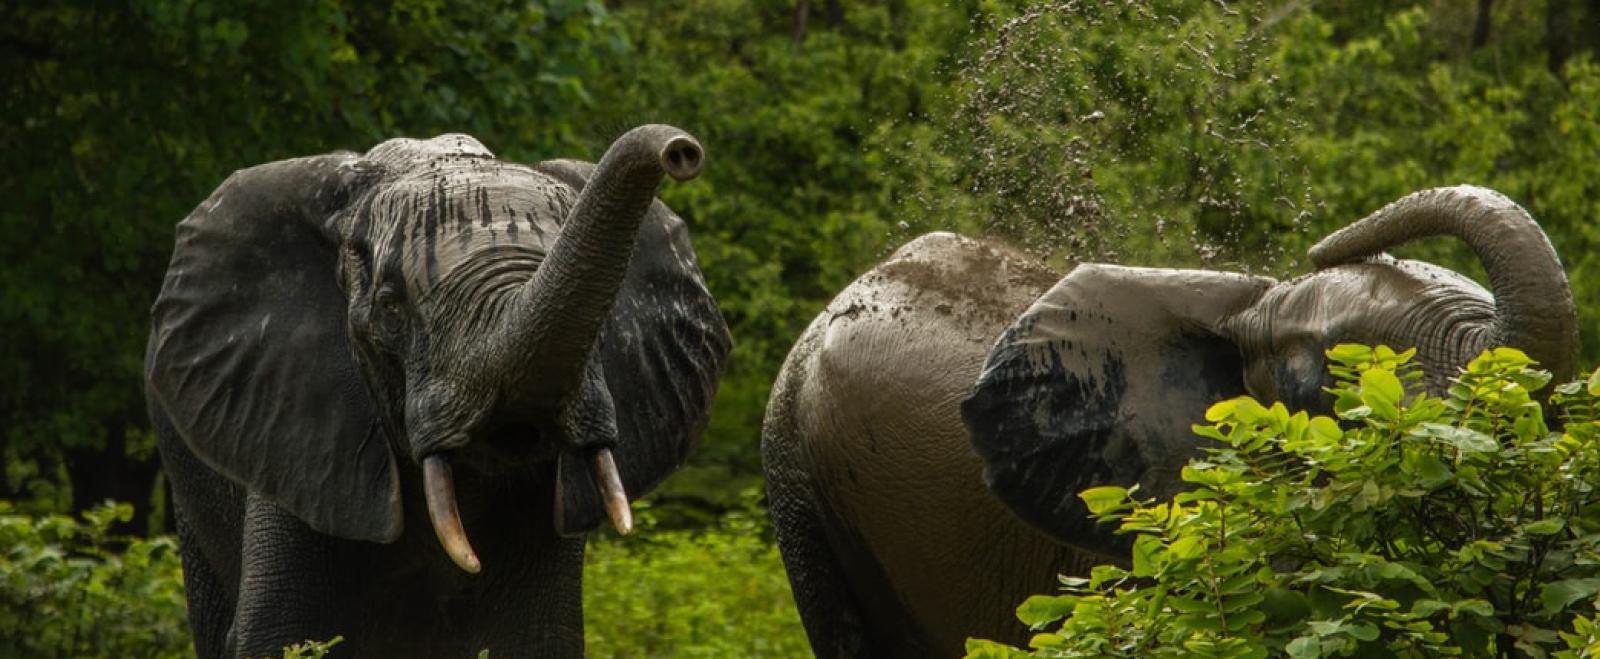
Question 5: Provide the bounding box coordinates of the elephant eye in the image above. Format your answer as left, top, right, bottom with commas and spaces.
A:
374, 286, 407, 339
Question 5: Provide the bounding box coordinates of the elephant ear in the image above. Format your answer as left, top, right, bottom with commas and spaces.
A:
961, 264, 1271, 558
145, 154, 403, 543
538, 160, 732, 535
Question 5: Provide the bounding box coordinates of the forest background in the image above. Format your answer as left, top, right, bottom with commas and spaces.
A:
3, 0, 1599, 655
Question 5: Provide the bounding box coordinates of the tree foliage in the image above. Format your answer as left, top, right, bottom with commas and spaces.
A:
3, 0, 1600, 652
0, 0, 622, 522
587, 0, 1600, 517
0, 501, 188, 658
579, 0, 983, 514
968, 347, 1600, 657
5, 0, 1599, 530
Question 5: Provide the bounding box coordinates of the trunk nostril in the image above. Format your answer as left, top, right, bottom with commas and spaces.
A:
660, 137, 703, 181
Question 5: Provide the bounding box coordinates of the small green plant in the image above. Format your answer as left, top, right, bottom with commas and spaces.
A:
583, 491, 810, 658
968, 346, 1600, 658
277, 635, 344, 659
0, 501, 190, 658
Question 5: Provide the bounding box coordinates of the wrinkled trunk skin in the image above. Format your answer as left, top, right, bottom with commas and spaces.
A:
502, 125, 703, 405
414, 125, 702, 572
1310, 185, 1578, 385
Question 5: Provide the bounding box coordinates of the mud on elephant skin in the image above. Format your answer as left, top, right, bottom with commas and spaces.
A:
762, 232, 1099, 658
763, 185, 1576, 658
964, 185, 1577, 561
145, 125, 729, 657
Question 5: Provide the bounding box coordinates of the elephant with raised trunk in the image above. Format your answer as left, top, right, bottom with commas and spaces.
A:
762, 186, 1576, 658
145, 125, 730, 657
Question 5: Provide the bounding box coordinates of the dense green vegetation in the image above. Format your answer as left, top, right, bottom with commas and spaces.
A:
0, 502, 188, 657
10, 0, 1596, 525
968, 347, 1600, 657
0, 498, 805, 657
4, 0, 1600, 655
583, 495, 809, 657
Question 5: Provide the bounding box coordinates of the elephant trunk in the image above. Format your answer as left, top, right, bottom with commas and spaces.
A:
503, 124, 703, 401
1308, 185, 1577, 385
422, 126, 701, 573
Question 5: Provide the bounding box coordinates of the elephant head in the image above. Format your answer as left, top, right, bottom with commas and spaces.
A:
961, 185, 1577, 559
145, 125, 729, 573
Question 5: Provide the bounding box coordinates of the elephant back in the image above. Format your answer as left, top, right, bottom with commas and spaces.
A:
773, 232, 1083, 653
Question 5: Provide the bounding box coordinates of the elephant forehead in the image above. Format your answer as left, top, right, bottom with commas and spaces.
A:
1272, 265, 1421, 321
364, 164, 574, 299
364, 133, 494, 166
1258, 261, 1491, 342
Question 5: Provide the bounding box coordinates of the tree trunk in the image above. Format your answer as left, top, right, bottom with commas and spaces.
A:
793, 0, 809, 46
824, 0, 844, 27
1473, 0, 1494, 48
1586, 0, 1600, 58
1549, 0, 1573, 76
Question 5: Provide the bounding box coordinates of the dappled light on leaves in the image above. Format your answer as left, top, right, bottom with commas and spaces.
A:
973, 346, 1600, 657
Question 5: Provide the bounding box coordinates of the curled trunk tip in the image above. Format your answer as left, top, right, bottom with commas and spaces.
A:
1308, 184, 1577, 384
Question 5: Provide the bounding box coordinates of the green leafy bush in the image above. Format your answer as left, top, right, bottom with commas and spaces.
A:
0, 501, 189, 658
969, 346, 1600, 658
0, 496, 806, 657
583, 494, 809, 657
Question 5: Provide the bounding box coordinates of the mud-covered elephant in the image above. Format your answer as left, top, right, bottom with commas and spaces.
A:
763, 233, 1093, 657
145, 125, 730, 657
761, 186, 1576, 657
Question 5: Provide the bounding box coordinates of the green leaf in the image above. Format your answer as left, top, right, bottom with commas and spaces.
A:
1541, 578, 1600, 616
1416, 422, 1499, 453
1488, 347, 1534, 368
1169, 595, 1213, 613
1308, 416, 1343, 443
1206, 398, 1240, 422
1286, 635, 1321, 658
1361, 368, 1404, 415
965, 638, 1031, 659
1588, 369, 1600, 397
1405, 454, 1454, 489
1456, 599, 1497, 618
1262, 587, 1312, 627
1079, 486, 1129, 516
1524, 518, 1566, 536
1327, 344, 1376, 366
1015, 595, 1077, 627
1354, 480, 1384, 510
1169, 536, 1207, 560
1234, 397, 1270, 422
1027, 632, 1066, 649
1132, 534, 1162, 577
1412, 599, 1451, 617
1347, 622, 1380, 641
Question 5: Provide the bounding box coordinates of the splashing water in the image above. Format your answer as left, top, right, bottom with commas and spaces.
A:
895, 0, 1320, 275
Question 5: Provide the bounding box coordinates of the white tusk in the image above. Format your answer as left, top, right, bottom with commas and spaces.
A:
423, 455, 482, 574
591, 448, 633, 535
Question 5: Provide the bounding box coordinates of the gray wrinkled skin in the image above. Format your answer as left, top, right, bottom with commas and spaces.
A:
966, 185, 1575, 560
145, 127, 729, 657
766, 186, 1575, 659
763, 233, 1099, 657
